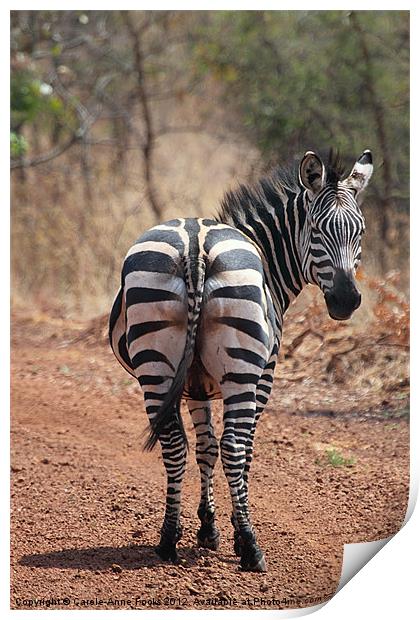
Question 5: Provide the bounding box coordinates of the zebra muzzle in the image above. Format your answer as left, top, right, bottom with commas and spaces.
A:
324, 269, 361, 320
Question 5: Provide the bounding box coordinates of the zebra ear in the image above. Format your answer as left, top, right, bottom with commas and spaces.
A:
299, 151, 326, 196
344, 150, 373, 194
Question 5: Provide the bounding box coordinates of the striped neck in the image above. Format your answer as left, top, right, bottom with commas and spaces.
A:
217, 177, 308, 320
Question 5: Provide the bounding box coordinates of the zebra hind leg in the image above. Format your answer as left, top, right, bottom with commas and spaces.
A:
231, 414, 261, 558
150, 412, 187, 563
220, 392, 266, 572
187, 399, 220, 550
233, 354, 277, 557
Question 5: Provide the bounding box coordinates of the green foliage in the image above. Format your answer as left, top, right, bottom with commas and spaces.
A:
11, 10, 408, 195
315, 447, 356, 468
325, 448, 355, 468
10, 65, 77, 160
191, 10, 409, 203
10, 132, 28, 158
11, 69, 63, 129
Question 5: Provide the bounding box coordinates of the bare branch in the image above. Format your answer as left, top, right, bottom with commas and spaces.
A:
11, 107, 99, 170
11, 133, 79, 169
121, 10, 163, 220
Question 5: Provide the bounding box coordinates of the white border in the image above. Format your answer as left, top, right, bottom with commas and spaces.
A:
4, 3, 417, 619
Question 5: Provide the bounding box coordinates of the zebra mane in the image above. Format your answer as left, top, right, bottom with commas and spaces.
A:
216, 162, 299, 225
325, 149, 345, 187
216, 148, 345, 225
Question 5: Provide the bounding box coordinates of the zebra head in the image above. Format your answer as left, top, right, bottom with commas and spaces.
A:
298, 149, 373, 320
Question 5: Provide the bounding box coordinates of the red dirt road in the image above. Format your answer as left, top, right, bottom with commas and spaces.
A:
10, 311, 409, 610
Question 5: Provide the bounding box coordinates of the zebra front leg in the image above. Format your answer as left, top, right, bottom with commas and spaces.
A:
221, 390, 266, 572
187, 399, 220, 550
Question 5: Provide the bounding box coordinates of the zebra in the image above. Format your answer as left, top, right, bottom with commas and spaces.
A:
109, 149, 373, 572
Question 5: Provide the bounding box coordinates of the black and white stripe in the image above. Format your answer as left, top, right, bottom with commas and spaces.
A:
109, 148, 373, 571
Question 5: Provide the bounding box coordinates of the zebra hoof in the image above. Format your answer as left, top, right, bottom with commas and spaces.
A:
197, 523, 220, 550
240, 548, 267, 573
155, 542, 178, 563
197, 532, 220, 550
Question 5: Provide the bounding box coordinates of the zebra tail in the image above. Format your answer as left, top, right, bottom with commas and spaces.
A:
143, 257, 206, 452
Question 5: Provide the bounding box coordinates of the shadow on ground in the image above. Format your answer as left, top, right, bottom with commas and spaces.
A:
19, 544, 208, 571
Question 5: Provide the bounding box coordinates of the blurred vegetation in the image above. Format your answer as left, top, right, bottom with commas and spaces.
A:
10, 10, 409, 315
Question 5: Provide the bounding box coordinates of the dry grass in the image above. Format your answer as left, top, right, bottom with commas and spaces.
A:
11, 113, 259, 316
277, 271, 409, 418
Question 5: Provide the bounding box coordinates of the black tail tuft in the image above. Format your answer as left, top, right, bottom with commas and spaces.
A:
143, 354, 190, 452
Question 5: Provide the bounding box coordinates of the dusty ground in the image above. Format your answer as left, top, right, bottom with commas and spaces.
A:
10, 291, 409, 610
